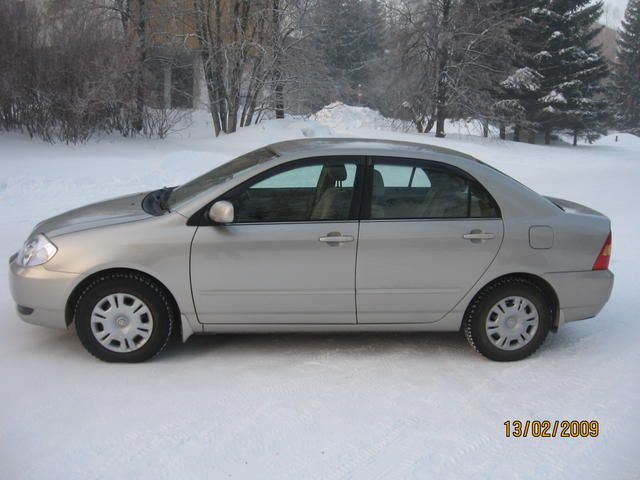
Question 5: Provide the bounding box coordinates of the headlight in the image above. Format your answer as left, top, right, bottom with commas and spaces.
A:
17, 234, 57, 267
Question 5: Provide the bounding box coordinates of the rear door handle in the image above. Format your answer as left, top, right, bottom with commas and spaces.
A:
319, 232, 354, 244
463, 232, 496, 240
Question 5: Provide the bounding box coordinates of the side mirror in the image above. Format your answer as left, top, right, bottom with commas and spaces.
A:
208, 201, 234, 224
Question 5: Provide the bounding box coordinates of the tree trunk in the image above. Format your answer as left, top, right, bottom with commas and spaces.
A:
244, 94, 259, 126
499, 123, 506, 140
116, 0, 131, 35
528, 130, 536, 144
423, 115, 436, 133
544, 129, 551, 145
195, 21, 222, 136
214, 0, 229, 133
424, 116, 436, 133
482, 118, 489, 138
202, 58, 222, 136
435, 106, 446, 138
224, 0, 253, 134
272, 0, 284, 119
163, 64, 172, 110
435, 0, 450, 139
274, 82, 284, 119
133, 0, 146, 133
240, 66, 259, 127
194, 0, 225, 136
573, 129, 578, 146
513, 126, 520, 142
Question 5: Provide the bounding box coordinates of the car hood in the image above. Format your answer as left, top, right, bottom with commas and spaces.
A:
34, 191, 151, 238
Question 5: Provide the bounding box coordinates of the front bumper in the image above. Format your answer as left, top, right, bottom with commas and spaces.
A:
543, 269, 614, 325
9, 254, 82, 329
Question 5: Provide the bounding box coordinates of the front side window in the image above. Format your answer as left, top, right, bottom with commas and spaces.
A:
369, 160, 499, 219
227, 159, 358, 223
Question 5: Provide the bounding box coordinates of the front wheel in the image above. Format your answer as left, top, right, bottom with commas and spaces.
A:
74, 273, 173, 362
464, 279, 551, 361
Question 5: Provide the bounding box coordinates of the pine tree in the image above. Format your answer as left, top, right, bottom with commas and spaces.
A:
495, 0, 547, 142
495, 67, 543, 141
533, 0, 609, 144
312, 0, 384, 104
499, 0, 609, 144
613, 0, 640, 133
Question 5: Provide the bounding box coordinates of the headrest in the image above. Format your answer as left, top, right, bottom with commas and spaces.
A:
373, 169, 384, 194
322, 164, 348, 182
429, 171, 465, 190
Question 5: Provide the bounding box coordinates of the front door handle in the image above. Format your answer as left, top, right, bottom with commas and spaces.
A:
463, 231, 496, 241
319, 232, 354, 245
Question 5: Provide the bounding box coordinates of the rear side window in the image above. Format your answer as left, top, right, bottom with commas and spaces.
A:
368, 160, 499, 219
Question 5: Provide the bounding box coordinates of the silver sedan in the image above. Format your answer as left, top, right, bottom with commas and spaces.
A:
9, 138, 614, 362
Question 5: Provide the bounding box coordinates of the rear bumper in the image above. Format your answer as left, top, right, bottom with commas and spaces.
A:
543, 270, 614, 325
9, 255, 82, 329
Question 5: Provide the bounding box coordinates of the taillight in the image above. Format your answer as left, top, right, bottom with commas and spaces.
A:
593, 232, 612, 270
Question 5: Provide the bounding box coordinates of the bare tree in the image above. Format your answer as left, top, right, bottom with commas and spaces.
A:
267, 0, 332, 117
192, 0, 254, 135
389, 0, 514, 137
0, 0, 187, 142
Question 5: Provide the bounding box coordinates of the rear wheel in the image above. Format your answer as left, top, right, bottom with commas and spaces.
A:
74, 273, 173, 362
464, 279, 551, 361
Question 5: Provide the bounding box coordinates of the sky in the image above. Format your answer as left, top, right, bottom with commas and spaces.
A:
603, 0, 629, 27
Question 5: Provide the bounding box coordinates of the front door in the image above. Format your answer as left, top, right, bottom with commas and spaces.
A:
356, 158, 504, 323
190, 157, 363, 324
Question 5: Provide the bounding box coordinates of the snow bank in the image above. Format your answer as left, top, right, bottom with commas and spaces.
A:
313, 101, 411, 131
256, 118, 334, 138
313, 101, 495, 137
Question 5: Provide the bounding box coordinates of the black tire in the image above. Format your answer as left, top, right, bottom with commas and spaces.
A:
463, 278, 551, 361
74, 272, 173, 363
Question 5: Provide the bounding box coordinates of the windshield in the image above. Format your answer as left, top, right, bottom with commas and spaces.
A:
168, 147, 278, 209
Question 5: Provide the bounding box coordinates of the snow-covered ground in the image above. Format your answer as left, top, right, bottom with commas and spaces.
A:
1, 106, 639, 479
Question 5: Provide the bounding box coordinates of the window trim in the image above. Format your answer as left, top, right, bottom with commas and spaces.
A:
361, 156, 501, 221
188, 156, 366, 226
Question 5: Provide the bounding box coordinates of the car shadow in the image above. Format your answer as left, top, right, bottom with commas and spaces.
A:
10, 322, 579, 364
159, 331, 475, 363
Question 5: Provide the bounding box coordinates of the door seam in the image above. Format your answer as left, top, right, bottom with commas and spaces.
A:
354, 220, 361, 324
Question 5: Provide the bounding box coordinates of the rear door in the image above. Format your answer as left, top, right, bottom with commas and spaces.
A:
356, 157, 504, 324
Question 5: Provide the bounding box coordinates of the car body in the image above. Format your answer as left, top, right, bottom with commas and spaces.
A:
9, 138, 614, 361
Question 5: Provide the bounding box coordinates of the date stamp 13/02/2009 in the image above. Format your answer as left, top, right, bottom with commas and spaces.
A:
504, 420, 600, 438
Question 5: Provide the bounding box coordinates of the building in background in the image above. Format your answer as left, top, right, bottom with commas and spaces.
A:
129, 0, 210, 111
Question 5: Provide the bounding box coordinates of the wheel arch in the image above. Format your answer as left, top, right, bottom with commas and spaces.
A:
65, 267, 182, 337
464, 273, 561, 331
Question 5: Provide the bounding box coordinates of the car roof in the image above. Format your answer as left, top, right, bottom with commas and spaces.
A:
268, 137, 478, 162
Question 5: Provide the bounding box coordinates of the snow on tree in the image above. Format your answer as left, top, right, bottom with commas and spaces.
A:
494, 0, 547, 142
613, 0, 640, 134
532, 0, 609, 144
495, 67, 542, 139
499, 0, 609, 144
501, 67, 543, 92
